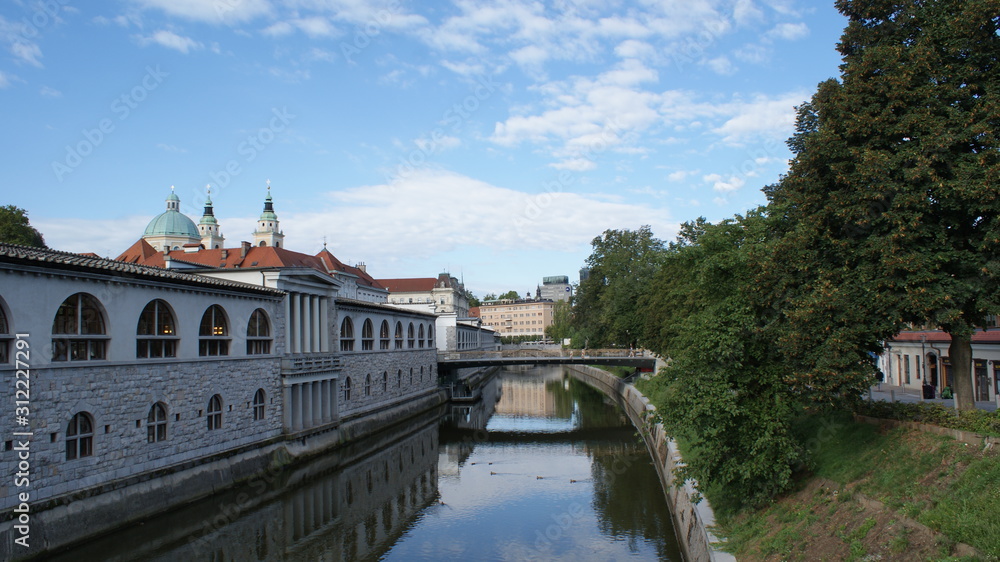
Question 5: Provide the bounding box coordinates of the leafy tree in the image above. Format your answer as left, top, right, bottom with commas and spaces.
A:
497, 290, 521, 301
545, 299, 574, 343
573, 226, 665, 348
482, 293, 497, 302
640, 215, 803, 511
0, 205, 46, 248
767, 0, 1000, 409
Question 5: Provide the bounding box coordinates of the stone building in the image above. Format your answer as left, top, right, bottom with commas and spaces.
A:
0, 187, 456, 558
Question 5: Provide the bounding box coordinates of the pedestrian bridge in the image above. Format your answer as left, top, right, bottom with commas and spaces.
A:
437, 349, 656, 373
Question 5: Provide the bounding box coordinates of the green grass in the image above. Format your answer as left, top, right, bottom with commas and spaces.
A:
718, 412, 1000, 558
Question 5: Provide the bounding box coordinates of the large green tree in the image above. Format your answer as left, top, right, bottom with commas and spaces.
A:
572, 226, 665, 348
767, 0, 1000, 409
0, 205, 46, 248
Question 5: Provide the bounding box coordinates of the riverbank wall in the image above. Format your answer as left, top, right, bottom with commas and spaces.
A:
566, 365, 734, 562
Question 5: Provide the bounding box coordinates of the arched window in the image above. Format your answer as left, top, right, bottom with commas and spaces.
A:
136, 300, 177, 359
418, 324, 425, 348
343, 377, 352, 401
365, 373, 372, 397
253, 389, 266, 420
0, 302, 9, 364
340, 317, 355, 352
247, 309, 271, 355
382, 371, 388, 392
199, 305, 229, 356
52, 293, 107, 361
362, 319, 374, 351
147, 403, 168, 443
420, 365, 425, 382
397, 369, 402, 388
66, 412, 94, 460
394, 322, 403, 349
428, 326, 433, 348
379, 320, 390, 350
207, 395, 223, 430
409, 367, 413, 385
407, 323, 415, 349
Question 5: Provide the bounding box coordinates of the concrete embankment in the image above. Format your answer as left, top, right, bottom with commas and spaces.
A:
566, 365, 734, 562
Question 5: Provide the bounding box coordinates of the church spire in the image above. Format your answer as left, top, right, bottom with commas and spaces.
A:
252, 181, 285, 248
198, 185, 225, 249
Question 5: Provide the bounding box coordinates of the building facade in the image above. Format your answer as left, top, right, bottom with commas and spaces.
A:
478, 299, 555, 338
378, 273, 470, 318
878, 329, 1000, 401
0, 188, 456, 558
536, 275, 572, 302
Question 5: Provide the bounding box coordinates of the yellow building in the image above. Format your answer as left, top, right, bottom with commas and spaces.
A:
477, 299, 554, 338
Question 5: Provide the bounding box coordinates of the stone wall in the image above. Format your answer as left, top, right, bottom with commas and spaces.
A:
0, 356, 284, 512
565, 365, 735, 562
337, 349, 439, 419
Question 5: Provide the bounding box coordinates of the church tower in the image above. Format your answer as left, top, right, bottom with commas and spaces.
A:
252, 183, 285, 248
198, 187, 225, 249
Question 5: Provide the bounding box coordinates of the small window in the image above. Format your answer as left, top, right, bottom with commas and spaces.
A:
365, 374, 372, 397
247, 309, 272, 355
147, 403, 168, 443
397, 369, 402, 388
343, 377, 353, 401
382, 371, 388, 392
207, 395, 223, 430
137, 300, 178, 359
379, 320, 390, 350
362, 319, 374, 351
418, 324, 425, 348
340, 317, 355, 352
52, 293, 108, 361
394, 322, 403, 349
66, 412, 94, 460
199, 305, 230, 356
253, 389, 266, 421
407, 323, 415, 349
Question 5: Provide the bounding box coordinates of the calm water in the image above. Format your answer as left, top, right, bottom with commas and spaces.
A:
49, 366, 681, 561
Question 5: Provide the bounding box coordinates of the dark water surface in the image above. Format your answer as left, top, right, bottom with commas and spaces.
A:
49, 366, 681, 561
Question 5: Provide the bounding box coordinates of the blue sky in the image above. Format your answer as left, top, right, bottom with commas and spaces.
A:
1, 0, 847, 297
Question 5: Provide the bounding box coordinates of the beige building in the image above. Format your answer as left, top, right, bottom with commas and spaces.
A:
478, 299, 555, 338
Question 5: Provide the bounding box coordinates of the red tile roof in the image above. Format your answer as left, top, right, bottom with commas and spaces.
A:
891, 330, 1000, 344
468, 306, 480, 317
115, 240, 386, 290
377, 277, 437, 293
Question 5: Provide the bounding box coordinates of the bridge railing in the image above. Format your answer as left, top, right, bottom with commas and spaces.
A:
438, 350, 502, 362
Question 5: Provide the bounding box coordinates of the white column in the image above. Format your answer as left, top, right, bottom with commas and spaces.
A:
284, 295, 292, 355
291, 383, 302, 431
312, 380, 322, 426
311, 296, 321, 352
290, 293, 301, 354
302, 296, 311, 353
302, 382, 313, 428
321, 379, 331, 422
320, 298, 330, 352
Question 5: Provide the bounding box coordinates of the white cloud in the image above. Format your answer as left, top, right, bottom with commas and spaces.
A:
712, 92, 807, 144
39, 86, 61, 97
706, 55, 736, 75
703, 173, 745, 193
614, 39, 655, 60
138, 30, 203, 53
733, 0, 764, 26
287, 169, 675, 259
0, 71, 11, 89
127, 0, 272, 24
156, 143, 187, 153
734, 43, 769, 64
550, 158, 596, 171
766, 22, 809, 41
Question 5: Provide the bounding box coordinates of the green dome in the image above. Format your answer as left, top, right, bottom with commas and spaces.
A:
144, 210, 200, 238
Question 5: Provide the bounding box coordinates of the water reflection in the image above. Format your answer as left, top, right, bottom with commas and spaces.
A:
51, 366, 679, 561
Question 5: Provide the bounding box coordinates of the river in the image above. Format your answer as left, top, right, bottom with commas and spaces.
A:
47, 366, 681, 561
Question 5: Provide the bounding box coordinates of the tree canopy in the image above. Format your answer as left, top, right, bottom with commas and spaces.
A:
0, 205, 46, 248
